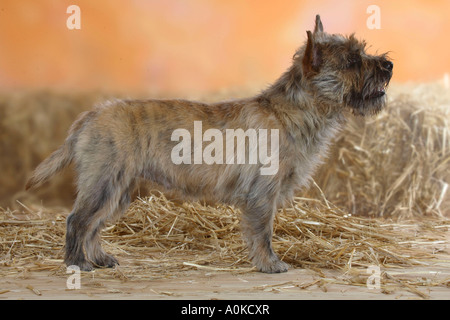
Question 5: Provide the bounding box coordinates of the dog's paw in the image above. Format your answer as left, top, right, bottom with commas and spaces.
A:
93, 254, 119, 269
65, 259, 94, 272
258, 259, 289, 274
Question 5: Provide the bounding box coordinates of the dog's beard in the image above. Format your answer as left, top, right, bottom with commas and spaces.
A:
346, 76, 391, 116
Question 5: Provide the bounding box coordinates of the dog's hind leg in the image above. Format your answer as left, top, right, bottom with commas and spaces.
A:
65, 156, 134, 271
84, 182, 136, 268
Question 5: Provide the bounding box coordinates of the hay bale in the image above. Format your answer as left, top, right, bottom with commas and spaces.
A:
1, 82, 449, 219
0, 90, 106, 207
310, 81, 450, 218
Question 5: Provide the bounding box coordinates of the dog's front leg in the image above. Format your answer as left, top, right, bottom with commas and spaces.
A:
240, 191, 289, 273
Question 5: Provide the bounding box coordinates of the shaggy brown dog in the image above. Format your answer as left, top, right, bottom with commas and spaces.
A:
26, 15, 392, 273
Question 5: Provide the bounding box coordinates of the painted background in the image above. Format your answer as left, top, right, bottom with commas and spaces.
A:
0, 0, 449, 95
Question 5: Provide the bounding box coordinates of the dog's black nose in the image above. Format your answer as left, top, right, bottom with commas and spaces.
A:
383, 60, 393, 71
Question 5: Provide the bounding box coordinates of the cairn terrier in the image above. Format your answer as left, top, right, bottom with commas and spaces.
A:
26, 15, 392, 273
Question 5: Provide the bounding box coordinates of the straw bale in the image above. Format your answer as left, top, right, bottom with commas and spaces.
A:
0, 90, 107, 207
1, 82, 448, 218
308, 81, 450, 218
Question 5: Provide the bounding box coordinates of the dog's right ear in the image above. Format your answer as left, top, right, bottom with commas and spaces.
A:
302, 30, 322, 77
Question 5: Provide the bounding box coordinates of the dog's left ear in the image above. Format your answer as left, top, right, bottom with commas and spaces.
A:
302, 30, 322, 77
314, 14, 324, 33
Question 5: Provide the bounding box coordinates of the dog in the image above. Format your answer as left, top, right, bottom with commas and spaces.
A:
26, 15, 392, 273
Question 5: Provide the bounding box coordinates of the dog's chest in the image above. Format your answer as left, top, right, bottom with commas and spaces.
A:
281, 113, 343, 194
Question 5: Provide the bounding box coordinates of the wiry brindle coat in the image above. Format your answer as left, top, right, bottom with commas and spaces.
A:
27, 15, 392, 273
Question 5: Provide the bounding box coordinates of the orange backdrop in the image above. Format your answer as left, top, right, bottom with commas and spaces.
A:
0, 0, 449, 95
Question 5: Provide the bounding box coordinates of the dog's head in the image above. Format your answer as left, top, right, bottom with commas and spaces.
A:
299, 15, 393, 116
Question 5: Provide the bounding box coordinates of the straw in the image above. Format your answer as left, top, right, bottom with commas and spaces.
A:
1, 193, 448, 297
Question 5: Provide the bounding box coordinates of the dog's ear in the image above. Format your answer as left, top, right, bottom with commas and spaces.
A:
302, 30, 322, 77
314, 15, 324, 33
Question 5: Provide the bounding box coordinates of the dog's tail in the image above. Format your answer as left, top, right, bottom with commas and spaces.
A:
25, 110, 94, 190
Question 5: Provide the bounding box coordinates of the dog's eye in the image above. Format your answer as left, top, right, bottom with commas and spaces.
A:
347, 54, 361, 68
